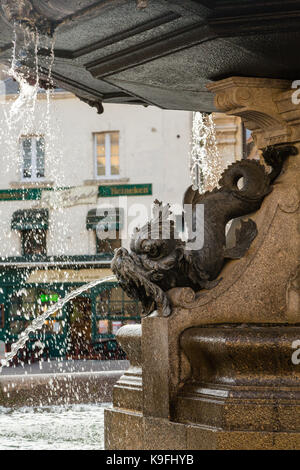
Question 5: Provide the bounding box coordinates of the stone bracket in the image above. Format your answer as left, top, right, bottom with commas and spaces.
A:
207, 76, 300, 149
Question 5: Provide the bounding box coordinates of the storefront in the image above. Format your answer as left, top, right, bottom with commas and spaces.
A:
0, 262, 141, 362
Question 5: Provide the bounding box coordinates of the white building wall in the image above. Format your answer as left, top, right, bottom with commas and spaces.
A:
0, 93, 192, 257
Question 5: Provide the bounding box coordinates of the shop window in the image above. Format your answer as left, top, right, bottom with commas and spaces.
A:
94, 131, 119, 178
94, 286, 140, 340
8, 288, 63, 338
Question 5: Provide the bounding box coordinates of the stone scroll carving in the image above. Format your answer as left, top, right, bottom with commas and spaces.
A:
112, 145, 297, 317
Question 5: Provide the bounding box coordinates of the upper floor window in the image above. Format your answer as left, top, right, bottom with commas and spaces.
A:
21, 136, 45, 181
94, 131, 119, 178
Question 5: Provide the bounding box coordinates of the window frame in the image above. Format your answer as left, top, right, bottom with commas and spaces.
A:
20, 135, 46, 182
93, 131, 120, 180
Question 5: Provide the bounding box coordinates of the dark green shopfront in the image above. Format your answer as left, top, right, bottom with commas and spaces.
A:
0, 184, 151, 362
0, 258, 141, 363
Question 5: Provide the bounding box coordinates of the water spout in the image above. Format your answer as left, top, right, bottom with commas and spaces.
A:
0, 275, 117, 372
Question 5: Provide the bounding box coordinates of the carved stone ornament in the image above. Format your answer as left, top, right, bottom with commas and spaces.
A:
76, 96, 104, 115
112, 145, 297, 317
206, 77, 300, 150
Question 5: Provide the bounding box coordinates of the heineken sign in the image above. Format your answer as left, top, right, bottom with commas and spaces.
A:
98, 183, 152, 197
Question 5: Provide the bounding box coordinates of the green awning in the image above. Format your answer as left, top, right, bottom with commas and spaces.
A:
11, 209, 49, 230
86, 208, 123, 231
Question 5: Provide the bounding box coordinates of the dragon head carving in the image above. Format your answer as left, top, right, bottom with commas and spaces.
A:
111, 201, 185, 317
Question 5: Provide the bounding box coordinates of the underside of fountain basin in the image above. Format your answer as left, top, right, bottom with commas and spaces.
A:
1, 1, 300, 112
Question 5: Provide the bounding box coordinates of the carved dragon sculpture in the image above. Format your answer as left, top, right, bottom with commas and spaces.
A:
112, 145, 297, 317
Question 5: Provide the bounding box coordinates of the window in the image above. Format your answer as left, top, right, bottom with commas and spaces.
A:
86, 207, 123, 255
22, 229, 47, 256
95, 286, 141, 340
94, 131, 119, 178
8, 288, 63, 337
11, 209, 48, 256
96, 229, 121, 254
21, 136, 45, 180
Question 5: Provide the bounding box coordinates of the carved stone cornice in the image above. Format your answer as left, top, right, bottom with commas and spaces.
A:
207, 76, 300, 149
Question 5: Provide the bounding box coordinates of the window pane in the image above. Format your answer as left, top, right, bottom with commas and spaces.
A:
97, 143, 105, 154
36, 137, 45, 178
22, 138, 32, 179
110, 132, 119, 175
97, 156, 106, 176
21, 136, 45, 179
98, 319, 109, 334
112, 321, 122, 335
110, 288, 122, 304
109, 301, 122, 315
95, 133, 106, 176
96, 134, 105, 146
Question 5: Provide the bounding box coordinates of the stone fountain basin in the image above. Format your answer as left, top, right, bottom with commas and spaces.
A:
176, 325, 300, 432
0, 360, 129, 407
180, 325, 300, 387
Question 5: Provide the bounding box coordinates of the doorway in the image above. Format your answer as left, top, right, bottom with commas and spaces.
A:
68, 296, 92, 358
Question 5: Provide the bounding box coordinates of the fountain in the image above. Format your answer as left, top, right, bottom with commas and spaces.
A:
0, 0, 299, 451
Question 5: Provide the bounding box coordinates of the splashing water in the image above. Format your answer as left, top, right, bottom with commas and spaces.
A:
0, 404, 108, 450
0, 276, 116, 372
0, 23, 62, 187
190, 112, 223, 193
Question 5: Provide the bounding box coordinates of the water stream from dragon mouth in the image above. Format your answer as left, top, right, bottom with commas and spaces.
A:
190, 111, 223, 193
0, 275, 117, 372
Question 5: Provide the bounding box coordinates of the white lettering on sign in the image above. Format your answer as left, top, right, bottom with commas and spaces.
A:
40, 186, 98, 208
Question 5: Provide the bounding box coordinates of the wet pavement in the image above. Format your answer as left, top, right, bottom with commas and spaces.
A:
0, 359, 129, 376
